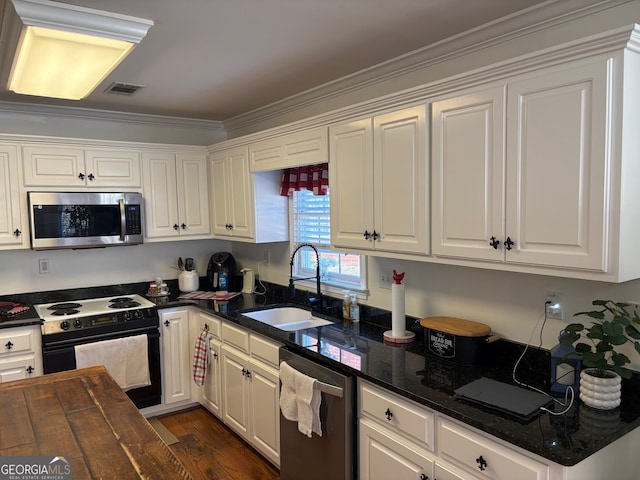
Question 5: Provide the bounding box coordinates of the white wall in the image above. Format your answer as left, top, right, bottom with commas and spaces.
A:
229, 241, 640, 371
0, 239, 231, 295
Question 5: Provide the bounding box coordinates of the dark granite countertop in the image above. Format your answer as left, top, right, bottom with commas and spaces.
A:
3, 281, 639, 467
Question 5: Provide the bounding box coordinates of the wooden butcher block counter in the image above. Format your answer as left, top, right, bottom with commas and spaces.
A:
0, 366, 192, 480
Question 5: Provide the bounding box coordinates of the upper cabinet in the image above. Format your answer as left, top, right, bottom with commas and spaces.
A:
210, 146, 253, 239
0, 144, 27, 248
249, 127, 327, 172
431, 52, 640, 281
142, 150, 210, 240
330, 105, 428, 255
209, 146, 288, 243
22, 145, 141, 187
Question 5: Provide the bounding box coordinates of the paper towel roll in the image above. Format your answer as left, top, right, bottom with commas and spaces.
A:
391, 283, 405, 337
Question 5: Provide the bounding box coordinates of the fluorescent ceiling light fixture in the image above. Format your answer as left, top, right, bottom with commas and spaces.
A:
1, 0, 153, 100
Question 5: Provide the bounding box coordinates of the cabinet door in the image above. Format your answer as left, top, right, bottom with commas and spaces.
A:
22, 145, 85, 186
161, 309, 192, 405
209, 150, 232, 237
142, 152, 179, 238
227, 147, 253, 238
221, 345, 250, 440
249, 126, 328, 172
248, 359, 280, 466
374, 105, 428, 254
0, 145, 26, 248
202, 338, 222, 418
359, 419, 434, 480
329, 118, 374, 250
210, 147, 253, 239
176, 153, 210, 237
431, 86, 506, 261
85, 149, 141, 187
505, 59, 608, 270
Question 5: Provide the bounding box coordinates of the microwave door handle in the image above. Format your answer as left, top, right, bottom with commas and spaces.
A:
119, 199, 126, 241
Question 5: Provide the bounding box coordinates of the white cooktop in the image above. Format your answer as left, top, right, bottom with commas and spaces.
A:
34, 294, 155, 322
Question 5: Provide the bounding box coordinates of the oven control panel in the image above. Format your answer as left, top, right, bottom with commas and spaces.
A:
41, 308, 158, 335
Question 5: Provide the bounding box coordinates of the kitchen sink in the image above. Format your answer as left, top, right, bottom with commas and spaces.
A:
241, 307, 334, 331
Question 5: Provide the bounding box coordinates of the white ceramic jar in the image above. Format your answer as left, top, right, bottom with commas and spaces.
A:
178, 270, 199, 292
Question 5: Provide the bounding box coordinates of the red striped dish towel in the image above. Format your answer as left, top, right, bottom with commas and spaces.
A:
193, 330, 210, 386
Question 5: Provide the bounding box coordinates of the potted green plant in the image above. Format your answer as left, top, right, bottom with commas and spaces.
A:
560, 300, 640, 409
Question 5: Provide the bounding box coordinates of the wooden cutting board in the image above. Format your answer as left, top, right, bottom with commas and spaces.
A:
419, 316, 492, 337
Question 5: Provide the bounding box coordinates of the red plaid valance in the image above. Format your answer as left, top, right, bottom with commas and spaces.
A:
280, 163, 329, 196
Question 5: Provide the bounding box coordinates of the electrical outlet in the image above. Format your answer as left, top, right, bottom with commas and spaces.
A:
545, 291, 563, 320
262, 250, 270, 265
38, 258, 50, 275
379, 274, 392, 290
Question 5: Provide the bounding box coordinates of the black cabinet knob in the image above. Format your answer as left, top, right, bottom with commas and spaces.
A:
504, 236, 514, 251
164, 320, 170, 327
384, 408, 393, 421
476, 455, 488, 471
5, 341, 13, 350
78, 172, 85, 180
88, 173, 95, 181
372, 230, 379, 240
13, 229, 21, 237
26, 366, 34, 374
181, 223, 187, 230
363, 230, 371, 240
173, 224, 180, 231
489, 236, 500, 249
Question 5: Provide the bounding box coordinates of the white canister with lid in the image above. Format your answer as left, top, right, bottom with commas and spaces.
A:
179, 270, 199, 292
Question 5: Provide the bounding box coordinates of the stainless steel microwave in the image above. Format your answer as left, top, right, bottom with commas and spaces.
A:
28, 192, 144, 250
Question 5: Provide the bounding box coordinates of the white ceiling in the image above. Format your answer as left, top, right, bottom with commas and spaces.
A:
0, 0, 609, 122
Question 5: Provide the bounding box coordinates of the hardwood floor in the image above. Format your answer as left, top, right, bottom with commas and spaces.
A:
156, 407, 280, 480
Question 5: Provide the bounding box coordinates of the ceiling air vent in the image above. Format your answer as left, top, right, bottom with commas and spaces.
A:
104, 82, 145, 96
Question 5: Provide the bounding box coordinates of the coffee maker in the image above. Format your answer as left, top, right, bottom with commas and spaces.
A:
207, 252, 237, 291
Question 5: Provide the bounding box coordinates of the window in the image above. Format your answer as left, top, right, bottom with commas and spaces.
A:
292, 189, 366, 292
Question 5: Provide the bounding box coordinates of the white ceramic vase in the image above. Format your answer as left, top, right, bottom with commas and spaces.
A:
579, 368, 622, 410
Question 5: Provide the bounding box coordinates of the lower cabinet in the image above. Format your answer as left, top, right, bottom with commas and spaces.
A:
0, 325, 42, 382
220, 335, 281, 467
189, 313, 282, 468
360, 419, 434, 480
159, 308, 192, 406
358, 379, 552, 480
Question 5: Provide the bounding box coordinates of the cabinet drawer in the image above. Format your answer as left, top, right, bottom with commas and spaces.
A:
199, 312, 222, 339
0, 327, 37, 356
222, 322, 250, 353
0, 355, 40, 382
438, 419, 549, 480
360, 381, 435, 451
249, 333, 281, 368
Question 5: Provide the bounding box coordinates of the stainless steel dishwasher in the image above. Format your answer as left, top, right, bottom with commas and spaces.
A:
279, 347, 355, 480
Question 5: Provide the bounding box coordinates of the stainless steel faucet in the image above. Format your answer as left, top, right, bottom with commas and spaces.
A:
289, 243, 322, 310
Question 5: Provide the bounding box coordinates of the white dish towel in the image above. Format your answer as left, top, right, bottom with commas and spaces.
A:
279, 361, 322, 437
75, 334, 150, 391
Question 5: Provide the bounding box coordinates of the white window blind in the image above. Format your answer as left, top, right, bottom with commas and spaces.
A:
292, 189, 364, 290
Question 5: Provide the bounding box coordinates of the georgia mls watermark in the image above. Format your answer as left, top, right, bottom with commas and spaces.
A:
0, 456, 72, 480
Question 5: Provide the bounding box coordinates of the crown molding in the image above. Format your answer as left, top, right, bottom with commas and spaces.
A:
223, 0, 631, 136
0, 100, 225, 132
211, 22, 640, 151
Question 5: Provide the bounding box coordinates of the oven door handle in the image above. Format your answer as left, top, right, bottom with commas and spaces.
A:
119, 198, 126, 241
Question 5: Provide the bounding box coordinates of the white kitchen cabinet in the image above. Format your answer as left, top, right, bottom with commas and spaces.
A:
209, 146, 288, 243
22, 145, 141, 187
0, 325, 42, 382
0, 144, 27, 248
142, 150, 210, 240
196, 312, 223, 418
160, 308, 192, 406
438, 418, 549, 480
360, 419, 434, 480
431, 57, 612, 274
330, 105, 428, 255
249, 126, 328, 172
220, 321, 281, 466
